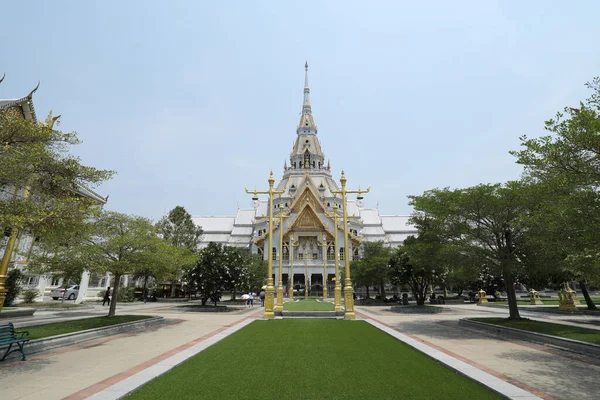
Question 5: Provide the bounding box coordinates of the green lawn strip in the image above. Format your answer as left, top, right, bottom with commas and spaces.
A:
283, 299, 334, 311
129, 320, 501, 400
21, 315, 152, 340
471, 318, 600, 345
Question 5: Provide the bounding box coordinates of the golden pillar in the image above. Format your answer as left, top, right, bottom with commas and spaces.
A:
325, 203, 342, 311
317, 235, 328, 300
246, 172, 283, 319
333, 171, 369, 320
286, 237, 298, 300
304, 255, 309, 300
275, 204, 290, 312
0, 186, 29, 311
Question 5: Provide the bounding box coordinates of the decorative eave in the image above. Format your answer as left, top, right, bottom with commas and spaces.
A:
0, 81, 40, 122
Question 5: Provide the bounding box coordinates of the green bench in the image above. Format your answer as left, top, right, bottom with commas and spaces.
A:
0, 322, 30, 361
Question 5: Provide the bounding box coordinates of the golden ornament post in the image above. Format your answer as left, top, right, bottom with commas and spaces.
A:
275, 204, 291, 312
285, 237, 298, 299
304, 254, 310, 300
246, 172, 283, 319
332, 171, 369, 320
316, 234, 328, 299
325, 202, 342, 311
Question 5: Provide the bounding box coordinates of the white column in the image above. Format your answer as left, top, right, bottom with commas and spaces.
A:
36, 275, 47, 302
76, 271, 90, 304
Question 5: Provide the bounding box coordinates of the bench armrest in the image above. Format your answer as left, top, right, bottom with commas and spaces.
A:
16, 330, 30, 339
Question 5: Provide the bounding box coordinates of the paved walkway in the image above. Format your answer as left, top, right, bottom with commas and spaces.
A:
0, 303, 262, 400
357, 304, 600, 400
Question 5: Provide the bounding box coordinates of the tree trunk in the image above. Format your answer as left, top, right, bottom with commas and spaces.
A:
143, 275, 148, 302
108, 273, 121, 317
380, 279, 386, 300
579, 281, 598, 310
201, 295, 208, 306
504, 273, 521, 319
365, 286, 370, 299
232, 290, 236, 301
170, 276, 177, 298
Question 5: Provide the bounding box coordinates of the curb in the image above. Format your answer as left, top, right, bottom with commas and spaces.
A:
0, 308, 36, 319
25, 316, 165, 356
459, 318, 600, 359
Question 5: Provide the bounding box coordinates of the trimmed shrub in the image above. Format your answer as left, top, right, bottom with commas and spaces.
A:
5, 269, 25, 306
21, 288, 39, 303
117, 287, 136, 302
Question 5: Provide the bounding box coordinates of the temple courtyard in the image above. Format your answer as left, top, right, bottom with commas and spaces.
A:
1, 301, 599, 399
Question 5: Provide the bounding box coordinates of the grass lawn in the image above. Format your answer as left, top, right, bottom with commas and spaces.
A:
283, 299, 335, 311
21, 315, 152, 340
129, 320, 501, 400
471, 318, 600, 345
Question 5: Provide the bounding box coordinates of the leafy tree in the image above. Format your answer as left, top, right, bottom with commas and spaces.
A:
187, 243, 229, 305
246, 253, 267, 293
351, 241, 391, 299
157, 206, 203, 297
512, 78, 600, 309
389, 232, 445, 305
0, 112, 113, 236
83, 211, 165, 316
409, 182, 542, 319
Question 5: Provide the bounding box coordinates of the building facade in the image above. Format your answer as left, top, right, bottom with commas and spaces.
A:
194, 64, 417, 292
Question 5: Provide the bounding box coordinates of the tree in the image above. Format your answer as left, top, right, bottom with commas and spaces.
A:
0, 112, 113, 236
388, 233, 445, 305
351, 241, 391, 299
156, 206, 203, 297
409, 182, 542, 319
246, 253, 267, 293
84, 211, 164, 317
512, 78, 600, 309
187, 243, 229, 306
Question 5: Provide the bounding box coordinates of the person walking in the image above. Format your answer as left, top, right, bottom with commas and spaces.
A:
248, 292, 254, 307
103, 287, 111, 306
259, 290, 266, 307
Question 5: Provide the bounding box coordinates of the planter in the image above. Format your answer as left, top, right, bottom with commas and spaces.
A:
0, 307, 36, 319
177, 306, 234, 312
23, 316, 165, 356
459, 318, 600, 359
390, 306, 443, 314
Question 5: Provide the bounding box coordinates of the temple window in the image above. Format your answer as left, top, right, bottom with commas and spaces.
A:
339, 247, 345, 261
273, 247, 277, 260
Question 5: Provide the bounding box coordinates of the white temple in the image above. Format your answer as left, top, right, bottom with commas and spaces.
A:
193, 64, 417, 292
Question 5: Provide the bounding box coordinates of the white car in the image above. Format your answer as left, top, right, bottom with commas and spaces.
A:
51, 285, 79, 300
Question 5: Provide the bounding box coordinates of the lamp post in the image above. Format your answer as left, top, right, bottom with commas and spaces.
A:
246, 172, 283, 319
332, 171, 369, 320
284, 237, 298, 300
275, 204, 291, 312
316, 234, 328, 300
324, 203, 342, 312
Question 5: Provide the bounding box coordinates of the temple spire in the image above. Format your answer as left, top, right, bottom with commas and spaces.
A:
298, 62, 316, 131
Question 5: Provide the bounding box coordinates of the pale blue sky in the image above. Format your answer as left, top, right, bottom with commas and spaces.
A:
2, 1, 599, 220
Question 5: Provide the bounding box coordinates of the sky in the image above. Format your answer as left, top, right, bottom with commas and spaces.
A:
2, 1, 599, 221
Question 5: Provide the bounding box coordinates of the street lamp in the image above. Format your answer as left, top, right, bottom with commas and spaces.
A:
275, 203, 291, 312
332, 171, 369, 320
324, 202, 342, 312
316, 234, 328, 300
246, 171, 284, 319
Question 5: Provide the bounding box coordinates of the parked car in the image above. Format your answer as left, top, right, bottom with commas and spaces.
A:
51, 285, 80, 300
